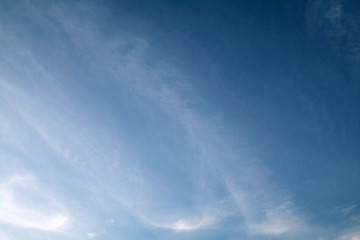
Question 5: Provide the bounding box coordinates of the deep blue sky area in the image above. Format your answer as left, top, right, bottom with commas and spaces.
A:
0, 1, 359, 240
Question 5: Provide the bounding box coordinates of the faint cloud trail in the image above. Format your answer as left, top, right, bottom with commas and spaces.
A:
47, 2, 304, 235
0, 174, 69, 232
0, 1, 305, 238
307, 0, 360, 60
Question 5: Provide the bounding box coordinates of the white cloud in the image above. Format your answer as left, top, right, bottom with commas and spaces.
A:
0, 174, 69, 232
173, 215, 214, 231
337, 229, 360, 240
0, 2, 305, 238
225, 178, 301, 236
142, 214, 215, 231
88, 232, 96, 238
249, 206, 300, 235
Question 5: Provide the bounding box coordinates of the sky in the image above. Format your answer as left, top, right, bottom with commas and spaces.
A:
0, 0, 359, 239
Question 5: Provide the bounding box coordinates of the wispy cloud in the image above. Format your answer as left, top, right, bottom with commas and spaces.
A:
45, 1, 305, 236
142, 214, 215, 231
337, 228, 360, 240
87, 232, 96, 238
0, 1, 308, 239
225, 176, 301, 235
0, 174, 69, 232
307, 0, 360, 60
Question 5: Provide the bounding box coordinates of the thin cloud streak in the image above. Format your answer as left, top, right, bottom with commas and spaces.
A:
141, 214, 215, 231
337, 228, 360, 240
0, 174, 69, 232
307, 0, 360, 60
2, 1, 346, 239
44, 1, 304, 236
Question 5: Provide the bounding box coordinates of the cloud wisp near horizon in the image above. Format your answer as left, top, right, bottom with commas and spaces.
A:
0, 1, 359, 240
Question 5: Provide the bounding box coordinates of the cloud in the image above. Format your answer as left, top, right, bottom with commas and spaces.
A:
173, 216, 214, 231
51, 5, 304, 236
0, 232, 15, 240
142, 213, 215, 231
249, 205, 301, 235
0, 174, 69, 232
342, 205, 358, 216
88, 232, 96, 238
337, 229, 360, 240
225, 178, 301, 236
0, 1, 305, 238
307, 0, 360, 60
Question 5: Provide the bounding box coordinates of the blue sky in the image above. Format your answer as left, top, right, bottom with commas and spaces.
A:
0, 0, 359, 239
